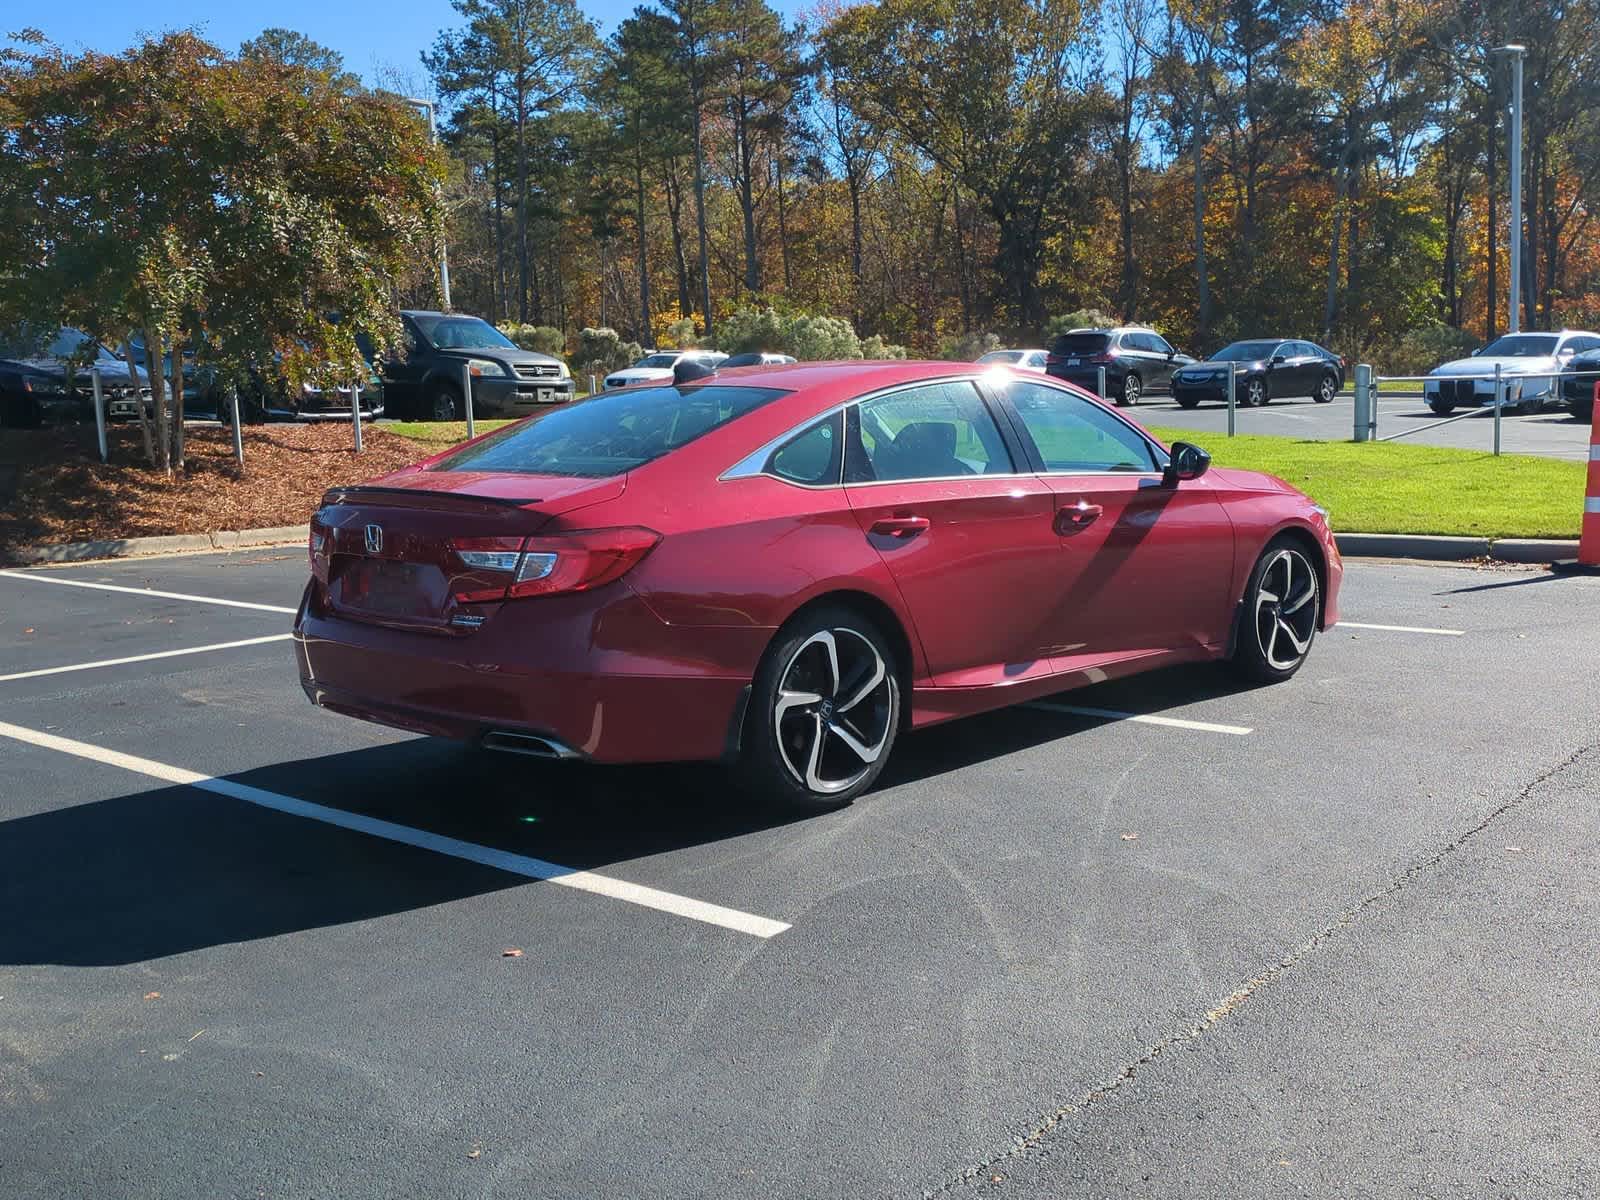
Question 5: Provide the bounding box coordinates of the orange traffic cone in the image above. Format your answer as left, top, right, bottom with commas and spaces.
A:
1554, 380, 1600, 573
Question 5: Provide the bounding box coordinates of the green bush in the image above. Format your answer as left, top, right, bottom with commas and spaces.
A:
1370, 324, 1482, 376
860, 334, 909, 360
571, 327, 643, 378
937, 330, 1002, 361
1043, 309, 1118, 339
714, 305, 911, 361
498, 323, 567, 357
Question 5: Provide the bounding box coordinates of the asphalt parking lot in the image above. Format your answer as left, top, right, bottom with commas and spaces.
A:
3, 549, 1598, 1199
1138, 392, 1593, 460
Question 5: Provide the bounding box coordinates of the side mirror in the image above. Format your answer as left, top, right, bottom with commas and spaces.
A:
1270, 354, 1286, 365
1470, 347, 1482, 356
1163, 441, 1211, 487
1166, 350, 1176, 360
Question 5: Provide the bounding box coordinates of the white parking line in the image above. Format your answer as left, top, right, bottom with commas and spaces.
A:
0, 634, 295, 683
0, 569, 297, 614
0, 719, 790, 940
1023, 701, 1252, 736
1340, 621, 1465, 636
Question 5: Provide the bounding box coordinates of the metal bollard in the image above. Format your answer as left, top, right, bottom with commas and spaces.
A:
1096, 365, 1107, 401
228, 384, 244, 467
1493, 363, 1503, 457
461, 361, 475, 440
1353, 364, 1372, 442
1226, 367, 1236, 437
90, 365, 108, 463
352, 382, 363, 452
589, 373, 599, 396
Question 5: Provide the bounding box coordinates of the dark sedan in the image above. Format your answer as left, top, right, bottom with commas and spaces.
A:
1171, 339, 1346, 409
0, 328, 151, 428
1561, 349, 1600, 421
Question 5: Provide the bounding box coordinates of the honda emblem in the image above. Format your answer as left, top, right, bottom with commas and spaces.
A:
364, 524, 383, 554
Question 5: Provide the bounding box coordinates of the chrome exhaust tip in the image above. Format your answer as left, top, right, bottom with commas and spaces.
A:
480, 730, 582, 760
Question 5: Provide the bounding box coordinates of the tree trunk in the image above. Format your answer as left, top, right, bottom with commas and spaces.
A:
491, 93, 507, 324
687, 30, 714, 335
515, 62, 530, 323
1192, 130, 1211, 345
170, 344, 185, 470
663, 167, 692, 315
142, 334, 171, 477
1486, 124, 1498, 342
1322, 154, 1351, 342
775, 153, 792, 292
636, 152, 653, 348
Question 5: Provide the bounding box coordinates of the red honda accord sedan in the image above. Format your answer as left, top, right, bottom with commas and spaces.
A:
295, 360, 1340, 808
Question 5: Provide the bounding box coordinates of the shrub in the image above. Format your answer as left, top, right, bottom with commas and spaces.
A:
716, 306, 786, 355
1370, 324, 1482, 376
860, 334, 909, 360
937, 330, 1002, 361
498, 323, 566, 357
571, 327, 643, 378
1043, 309, 1118, 339
661, 316, 705, 349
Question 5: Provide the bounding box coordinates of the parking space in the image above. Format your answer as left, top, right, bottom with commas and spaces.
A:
3, 551, 1598, 1198
1139, 393, 1594, 460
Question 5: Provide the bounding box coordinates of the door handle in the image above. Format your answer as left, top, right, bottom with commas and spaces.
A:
1055, 500, 1103, 534
869, 515, 931, 539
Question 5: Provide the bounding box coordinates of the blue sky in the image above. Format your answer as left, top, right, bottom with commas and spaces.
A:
8, 0, 807, 92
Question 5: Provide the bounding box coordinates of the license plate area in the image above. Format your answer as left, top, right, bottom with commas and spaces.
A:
331, 557, 447, 621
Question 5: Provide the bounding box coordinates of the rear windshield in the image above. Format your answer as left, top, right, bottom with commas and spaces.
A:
1211, 340, 1281, 361
434, 384, 787, 478
1481, 334, 1559, 357
1050, 333, 1111, 354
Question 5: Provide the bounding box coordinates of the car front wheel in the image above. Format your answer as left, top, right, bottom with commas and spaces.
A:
1230, 539, 1320, 683
427, 382, 462, 422
1315, 373, 1338, 403
739, 606, 901, 810
1245, 377, 1269, 407
1118, 373, 1142, 407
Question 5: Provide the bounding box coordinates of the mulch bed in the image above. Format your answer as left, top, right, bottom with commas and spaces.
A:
0, 422, 427, 556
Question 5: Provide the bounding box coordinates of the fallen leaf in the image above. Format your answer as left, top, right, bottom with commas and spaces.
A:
1505, 846, 1524, 853
1120, 832, 1139, 841
501, 948, 524, 958
144, 992, 161, 1001
23, 628, 34, 634
467, 1146, 483, 1160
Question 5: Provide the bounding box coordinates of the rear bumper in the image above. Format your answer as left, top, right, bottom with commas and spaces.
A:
293, 581, 765, 764
1047, 367, 1122, 393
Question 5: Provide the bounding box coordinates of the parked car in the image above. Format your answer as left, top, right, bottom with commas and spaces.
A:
1044, 326, 1194, 406
720, 352, 798, 368
0, 327, 151, 428
977, 348, 1049, 371
374, 311, 574, 420
1172, 339, 1346, 409
603, 349, 727, 390
1424, 330, 1600, 415
296, 360, 1341, 810
1560, 347, 1600, 420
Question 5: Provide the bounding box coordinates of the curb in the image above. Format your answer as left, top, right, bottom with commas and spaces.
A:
1, 526, 1582, 568
4, 525, 305, 565
1335, 532, 1579, 564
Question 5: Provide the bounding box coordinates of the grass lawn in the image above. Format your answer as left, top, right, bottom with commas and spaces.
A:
1145, 425, 1585, 539
383, 418, 1584, 541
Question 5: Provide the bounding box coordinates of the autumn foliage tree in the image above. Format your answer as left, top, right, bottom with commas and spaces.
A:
0, 30, 444, 474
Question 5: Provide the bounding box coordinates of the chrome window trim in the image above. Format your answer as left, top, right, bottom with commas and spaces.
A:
718, 370, 1172, 488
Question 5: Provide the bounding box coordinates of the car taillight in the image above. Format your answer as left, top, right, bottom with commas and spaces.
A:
1086, 352, 1114, 364
448, 528, 660, 605
308, 521, 330, 581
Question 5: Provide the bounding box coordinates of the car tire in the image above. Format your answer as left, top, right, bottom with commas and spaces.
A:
1314, 372, 1338, 403
1176, 393, 1201, 410
1117, 373, 1142, 407
1245, 377, 1269, 407
737, 605, 901, 811
1572, 399, 1594, 422
1229, 537, 1320, 685
1428, 399, 1455, 415
0, 392, 41, 429
427, 381, 463, 422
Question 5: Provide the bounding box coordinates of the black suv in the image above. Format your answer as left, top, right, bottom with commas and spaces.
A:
0, 327, 151, 428
374, 311, 574, 421
1045, 326, 1194, 406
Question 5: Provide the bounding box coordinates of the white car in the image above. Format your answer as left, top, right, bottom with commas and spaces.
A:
603, 350, 727, 390
1425, 330, 1600, 414
977, 348, 1049, 371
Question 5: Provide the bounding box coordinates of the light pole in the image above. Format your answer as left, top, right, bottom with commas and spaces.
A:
406, 96, 452, 312
1490, 44, 1526, 334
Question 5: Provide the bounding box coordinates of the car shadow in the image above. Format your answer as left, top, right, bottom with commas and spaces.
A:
0, 662, 1257, 967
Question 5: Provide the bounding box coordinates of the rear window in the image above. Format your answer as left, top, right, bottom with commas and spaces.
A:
1051, 333, 1111, 355
433, 384, 787, 477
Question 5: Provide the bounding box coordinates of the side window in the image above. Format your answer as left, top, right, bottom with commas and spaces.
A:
1149, 334, 1175, 356
1002, 380, 1159, 473
767, 412, 841, 485
847, 382, 1014, 483
1123, 333, 1151, 353
1297, 342, 1320, 358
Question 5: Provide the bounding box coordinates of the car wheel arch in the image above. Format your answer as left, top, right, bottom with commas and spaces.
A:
767, 588, 922, 728
1224, 521, 1329, 658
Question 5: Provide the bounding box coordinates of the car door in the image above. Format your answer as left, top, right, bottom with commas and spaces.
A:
378, 318, 427, 415
1290, 342, 1324, 395
1144, 333, 1179, 390
841, 380, 1067, 688
987, 376, 1236, 669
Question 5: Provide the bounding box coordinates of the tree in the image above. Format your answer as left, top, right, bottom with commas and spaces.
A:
0, 32, 444, 473
239, 27, 360, 90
